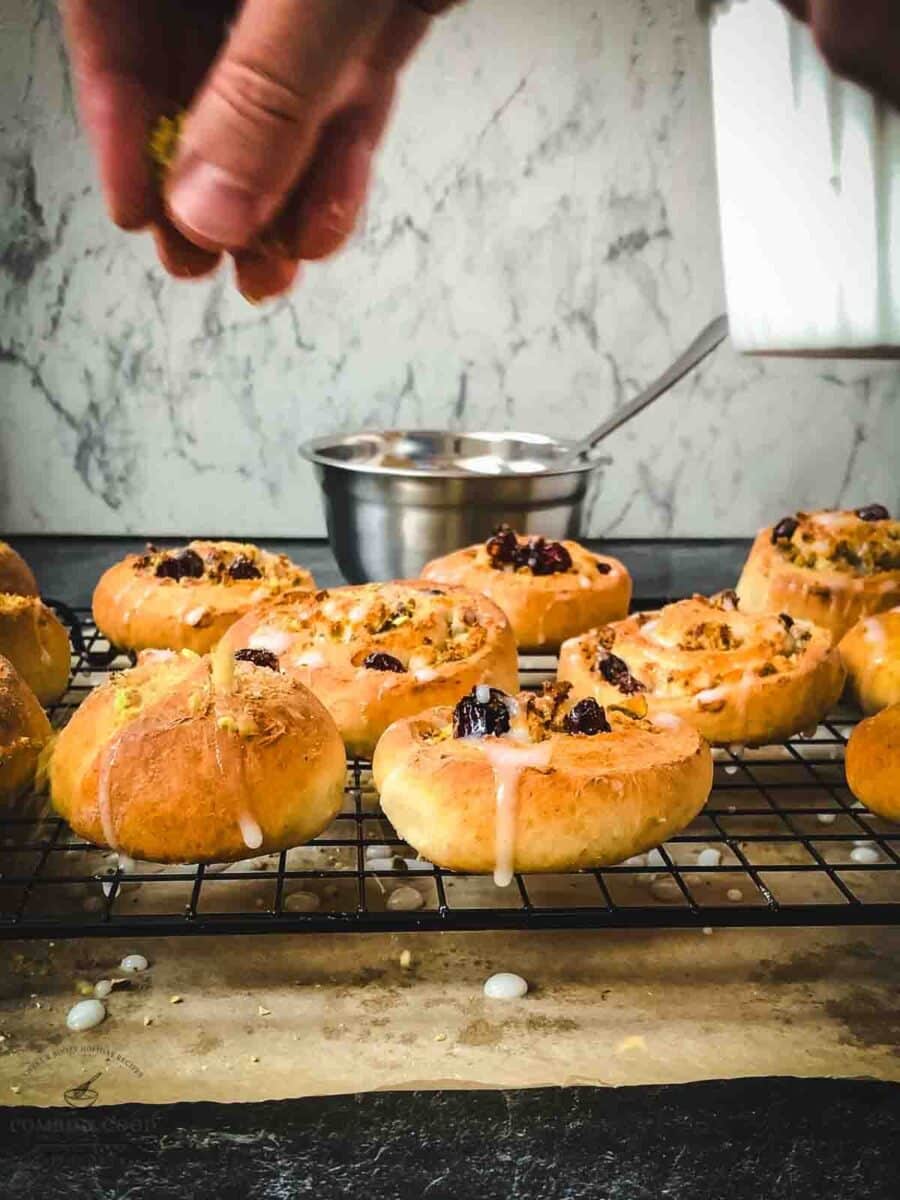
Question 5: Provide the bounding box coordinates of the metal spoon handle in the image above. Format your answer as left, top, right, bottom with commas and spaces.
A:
568, 314, 729, 463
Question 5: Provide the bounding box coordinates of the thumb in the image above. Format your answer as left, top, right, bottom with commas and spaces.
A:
166, 0, 395, 250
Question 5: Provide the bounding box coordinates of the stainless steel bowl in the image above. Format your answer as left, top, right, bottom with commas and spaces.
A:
301, 430, 601, 583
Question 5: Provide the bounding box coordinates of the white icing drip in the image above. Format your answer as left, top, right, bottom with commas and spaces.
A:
814, 511, 851, 529
864, 617, 888, 665
249, 628, 294, 656
414, 667, 440, 683
33, 605, 51, 666
97, 737, 124, 850
183, 606, 207, 627
209, 696, 262, 854
113, 574, 147, 636
294, 649, 326, 668
695, 686, 729, 707
579, 575, 592, 590
475, 684, 491, 704
140, 649, 177, 664
238, 813, 264, 850
474, 738, 553, 887
651, 712, 682, 730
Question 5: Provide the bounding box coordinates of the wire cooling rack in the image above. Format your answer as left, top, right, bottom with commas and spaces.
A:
1, 604, 898, 940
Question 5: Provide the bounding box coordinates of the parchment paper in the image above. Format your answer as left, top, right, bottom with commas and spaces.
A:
2, 926, 898, 1107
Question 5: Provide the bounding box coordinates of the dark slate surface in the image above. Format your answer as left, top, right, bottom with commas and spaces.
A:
1, 1079, 897, 1198
6, 535, 753, 609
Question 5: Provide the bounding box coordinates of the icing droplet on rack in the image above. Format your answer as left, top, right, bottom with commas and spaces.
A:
387, 885, 424, 912
850, 845, 880, 864
283, 890, 320, 913
696, 848, 722, 868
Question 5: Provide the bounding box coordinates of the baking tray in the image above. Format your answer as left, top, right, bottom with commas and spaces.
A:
1, 604, 898, 940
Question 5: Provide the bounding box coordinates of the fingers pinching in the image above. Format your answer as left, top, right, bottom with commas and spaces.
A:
164, 0, 396, 252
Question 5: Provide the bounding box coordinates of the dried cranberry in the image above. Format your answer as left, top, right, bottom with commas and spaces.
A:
565, 698, 611, 736
525, 538, 573, 576
596, 561, 612, 575
234, 648, 280, 671
228, 555, 263, 580
154, 548, 204, 580
362, 652, 406, 673
597, 652, 646, 695
779, 613, 795, 630
452, 688, 511, 738
856, 504, 890, 522
486, 525, 519, 568
486, 525, 572, 575
771, 517, 799, 544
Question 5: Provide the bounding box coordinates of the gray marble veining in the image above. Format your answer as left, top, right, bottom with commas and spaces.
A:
1, 0, 897, 537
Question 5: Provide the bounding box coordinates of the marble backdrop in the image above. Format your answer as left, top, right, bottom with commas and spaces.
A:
1, 0, 897, 537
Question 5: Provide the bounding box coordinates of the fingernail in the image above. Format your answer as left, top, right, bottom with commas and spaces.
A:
168, 158, 269, 249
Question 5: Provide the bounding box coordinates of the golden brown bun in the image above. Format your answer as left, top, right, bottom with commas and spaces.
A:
50, 648, 346, 863
845, 704, 900, 823
839, 608, 900, 715
737, 509, 900, 641
558, 591, 845, 747
0, 542, 38, 597
92, 540, 315, 654
373, 687, 712, 875
0, 654, 53, 803
0, 595, 70, 705
422, 532, 631, 652
222, 581, 519, 758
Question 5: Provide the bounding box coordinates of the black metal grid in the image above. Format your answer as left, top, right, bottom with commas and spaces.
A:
2, 605, 898, 940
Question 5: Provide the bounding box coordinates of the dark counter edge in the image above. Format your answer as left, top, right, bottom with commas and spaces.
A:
6, 535, 754, 609
0, 1078, 897, 1199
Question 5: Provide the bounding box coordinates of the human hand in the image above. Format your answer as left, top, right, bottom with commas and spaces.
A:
62, 1, 453, 300
779, 1, 900, 109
